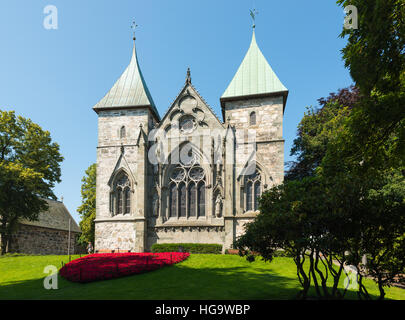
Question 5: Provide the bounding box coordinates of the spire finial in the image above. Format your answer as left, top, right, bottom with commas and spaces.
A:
186, 67, 191, 84
131, 20, 138, 41
250, 9, 258, 29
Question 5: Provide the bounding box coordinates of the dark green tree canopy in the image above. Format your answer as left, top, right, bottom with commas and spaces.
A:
77, 163, 96, 245
286, 86, 359, 180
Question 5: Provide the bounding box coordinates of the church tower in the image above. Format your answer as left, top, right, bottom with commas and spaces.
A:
93, 35, 160, 252
92, 18, 288, 253
220, 29, 288, 219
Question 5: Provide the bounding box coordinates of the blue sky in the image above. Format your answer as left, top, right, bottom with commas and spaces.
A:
0, 0, 353, 223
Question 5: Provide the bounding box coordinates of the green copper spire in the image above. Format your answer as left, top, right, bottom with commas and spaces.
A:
221, 30, 288, 101
93, 33, 160, 120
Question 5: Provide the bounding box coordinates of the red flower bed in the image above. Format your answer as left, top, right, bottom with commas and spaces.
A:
59, 252, 190, 283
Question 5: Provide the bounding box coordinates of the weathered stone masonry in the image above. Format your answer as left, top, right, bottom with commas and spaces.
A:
9, 224, 80, 255
93, 30, 288, 252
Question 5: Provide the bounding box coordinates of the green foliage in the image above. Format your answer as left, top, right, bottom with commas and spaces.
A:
334, 0, 405, 168
338, 0, 404, 95
358, 170, 405, 298
272, 250, 294, 258
151, 243, 222, 254
0, 110, 63, 254
235, 176, 347, 299
77, 163, 96, 246
286, 86, 359, 180
238, 146, 405, 300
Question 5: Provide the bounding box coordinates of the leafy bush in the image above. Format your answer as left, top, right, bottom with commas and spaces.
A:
273, 250, 293, 257
151, 243, 222, 254
0, 253, 29, 258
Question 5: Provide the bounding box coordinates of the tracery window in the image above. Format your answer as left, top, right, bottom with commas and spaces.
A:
168, 164, 206, 218
244, 169, 262, 212
179, 115, 196, 134
110, 172, 131, 216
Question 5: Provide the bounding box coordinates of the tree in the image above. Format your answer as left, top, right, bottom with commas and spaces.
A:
336, 0, 405, 168
350, 169, 405, 300
0, 110, 63, 254
234, 176, 357, 300
286, 86, 359, 180
77, 163, 96, 246
236, 1, 404, 300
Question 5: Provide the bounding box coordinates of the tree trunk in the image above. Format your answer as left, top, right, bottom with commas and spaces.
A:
309, 251, 322, 298
0, 232, 8, 255
314, 251, 330, 298
377, 275, 386, 300
295, 253, 310, 300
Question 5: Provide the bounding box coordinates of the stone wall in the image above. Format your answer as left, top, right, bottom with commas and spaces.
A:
95, 220, 136, 251
96, 108, 150, 221
94, 90, 285, 252
152, 227, 225, 247
224, 96, 284, 214
7, 224, 80, 255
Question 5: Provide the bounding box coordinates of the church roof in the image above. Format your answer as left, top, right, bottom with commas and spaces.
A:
220, 31, 288, 105
93, 39, 160, 120
159, 69, 224, 126
19, 199, 81, 233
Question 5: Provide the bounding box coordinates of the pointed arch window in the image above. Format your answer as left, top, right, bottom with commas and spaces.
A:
169, 183, 177, 218
168, 163, 206, 219
110, 172, 131, 216
244, 168, 262, 212
198, 182, 205, 217
246, 182, 253, 211
188, 182, 196, 217
179, 182, 186, 217
250, 112, 256, 126
117, 187, 123, 214
120, 126, 126, 138
125, 187, 131, 214
254, 181, 261, 211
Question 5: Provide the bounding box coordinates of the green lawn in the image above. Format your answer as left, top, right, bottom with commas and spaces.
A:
0, 254, 403, 300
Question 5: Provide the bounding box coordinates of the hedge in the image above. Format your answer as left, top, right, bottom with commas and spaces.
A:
224, 249, 293, 257
151, 243, 222, 254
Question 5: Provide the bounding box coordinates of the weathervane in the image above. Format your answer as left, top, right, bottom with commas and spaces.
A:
186, 67, 191, 84
250, 9, 258, 29
131, 20, 138, 40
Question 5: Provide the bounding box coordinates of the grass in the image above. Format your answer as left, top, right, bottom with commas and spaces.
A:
0, 254, 403, 300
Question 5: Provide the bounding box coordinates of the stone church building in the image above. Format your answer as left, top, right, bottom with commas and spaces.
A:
93, 29, 288, 252
4, 199, 81, 255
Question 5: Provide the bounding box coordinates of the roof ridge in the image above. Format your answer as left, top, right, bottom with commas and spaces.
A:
221, 30, 288, 101
188, 83, 224, 125
158, 79, 224, 126
93, 40, 160, 120
159, 84, 187, 124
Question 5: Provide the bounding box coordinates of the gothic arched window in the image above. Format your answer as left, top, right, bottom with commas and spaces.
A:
124, 187, 131, 214
197, 182, 205, 217
250, 111, 256, 125
244, 168, 262, 212
254, 181, 261, 211
169, 183, 177, 218
168, 164, 206, 219
117, 187, 123, 214
120, 126, 126, 138
110, 172, 131, 216
188, 182, 196, 217
179, 182, 186, 217
246, 182, 253, 211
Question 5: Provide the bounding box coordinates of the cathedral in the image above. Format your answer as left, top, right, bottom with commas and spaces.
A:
93, 27, 288, 252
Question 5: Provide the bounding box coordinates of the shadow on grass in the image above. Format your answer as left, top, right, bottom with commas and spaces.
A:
0, 256, 385, 300
0, 263, 302, 300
